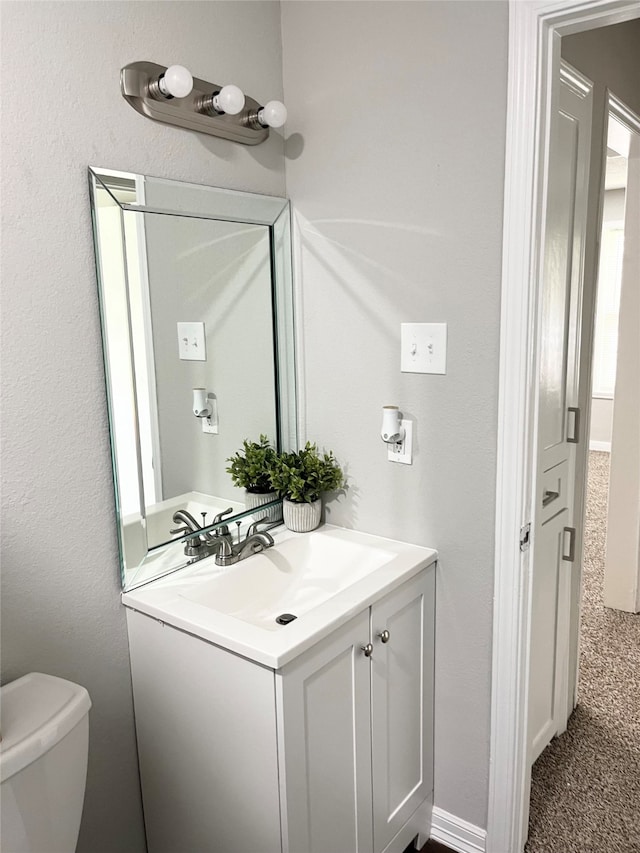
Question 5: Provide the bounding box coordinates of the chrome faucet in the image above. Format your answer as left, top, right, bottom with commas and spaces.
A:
170, 507, 234, 559
215, 518, 275, 567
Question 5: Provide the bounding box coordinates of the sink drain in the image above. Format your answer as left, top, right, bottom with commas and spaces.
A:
276, 613, 297, 625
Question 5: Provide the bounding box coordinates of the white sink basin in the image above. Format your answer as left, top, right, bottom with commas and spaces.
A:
122, 524, 437, 668
180, 529, 397, 630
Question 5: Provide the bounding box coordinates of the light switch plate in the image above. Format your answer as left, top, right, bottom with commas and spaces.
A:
401, 323, 447, 374
177, 322, 206, 361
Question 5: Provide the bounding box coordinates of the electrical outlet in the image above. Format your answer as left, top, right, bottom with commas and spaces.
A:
202, 417, 218, 435
388, 419, 413, 464
201, 396, 218, 434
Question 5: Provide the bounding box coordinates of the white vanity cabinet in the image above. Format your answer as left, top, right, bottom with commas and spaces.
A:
278, 569, 434, 853
126, 566, 435, 853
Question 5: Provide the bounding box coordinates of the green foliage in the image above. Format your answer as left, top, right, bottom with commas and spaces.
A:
269, 442, 344, 504
226, 435, 278, 493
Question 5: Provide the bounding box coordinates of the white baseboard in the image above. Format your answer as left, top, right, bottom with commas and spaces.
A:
589, 440, 611, 452
430, 806, 486, 853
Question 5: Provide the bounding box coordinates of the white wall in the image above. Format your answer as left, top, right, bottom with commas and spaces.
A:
605, 132, 640, 613
590, 397, 614, 447
281, 0, 508, 828
602, 187, 626, 221
589, 187, 626, 448
0, 3, 285, 851
143, 214, 276, 504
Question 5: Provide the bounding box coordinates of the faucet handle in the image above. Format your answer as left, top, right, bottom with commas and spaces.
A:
208, 507, 233, 538
247, 515, 270, 537
213, 507, 234, 524
206, 507, 233, 540
170, 525, 191, 536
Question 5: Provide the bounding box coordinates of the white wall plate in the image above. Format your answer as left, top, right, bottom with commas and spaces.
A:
388, 419, 413, 464
177, 322, 206, 361
401, 323, 447, 374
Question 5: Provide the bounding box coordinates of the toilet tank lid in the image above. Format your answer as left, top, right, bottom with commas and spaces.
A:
0, 672, 91, 783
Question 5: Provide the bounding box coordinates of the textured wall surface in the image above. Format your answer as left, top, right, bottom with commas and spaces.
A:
0, 3, 285, 851
281, 0, 508, 828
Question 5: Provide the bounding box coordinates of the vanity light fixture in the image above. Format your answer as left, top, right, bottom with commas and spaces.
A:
121, 61, 287, 145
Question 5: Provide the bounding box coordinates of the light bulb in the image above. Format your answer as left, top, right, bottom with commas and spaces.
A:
212, 84, 245, 115
257, 100, 287, 128
159, 65, 193, 98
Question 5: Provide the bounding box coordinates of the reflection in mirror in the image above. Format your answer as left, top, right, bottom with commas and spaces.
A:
89, 168, 296, 591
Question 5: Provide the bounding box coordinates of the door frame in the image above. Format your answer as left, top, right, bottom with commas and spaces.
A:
488, 2, 640, 852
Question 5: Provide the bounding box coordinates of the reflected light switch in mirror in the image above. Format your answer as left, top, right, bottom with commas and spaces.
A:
177, 322, 206, 361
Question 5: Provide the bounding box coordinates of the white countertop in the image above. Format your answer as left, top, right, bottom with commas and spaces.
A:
122, 524, 437, 669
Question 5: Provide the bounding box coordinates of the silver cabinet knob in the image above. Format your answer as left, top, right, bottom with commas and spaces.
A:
361, 643, 374, 658
377, 629, 390, 644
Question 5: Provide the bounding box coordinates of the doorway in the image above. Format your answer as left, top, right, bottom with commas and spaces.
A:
525, 98, 640, 853
488, 4, 640, 853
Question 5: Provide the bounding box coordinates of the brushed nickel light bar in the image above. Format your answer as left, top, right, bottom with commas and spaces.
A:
120, 62, 287, 146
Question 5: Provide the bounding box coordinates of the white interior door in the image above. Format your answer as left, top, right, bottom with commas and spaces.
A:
528, 62, 593, 765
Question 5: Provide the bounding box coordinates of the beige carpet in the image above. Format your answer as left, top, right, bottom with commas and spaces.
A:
526, 451, 640, 853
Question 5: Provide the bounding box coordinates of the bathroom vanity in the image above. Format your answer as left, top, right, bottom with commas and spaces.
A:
123, 525, 437, 853
93, 171, 438, 851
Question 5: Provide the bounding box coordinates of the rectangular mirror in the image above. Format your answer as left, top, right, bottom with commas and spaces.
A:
89, 168, 297, 591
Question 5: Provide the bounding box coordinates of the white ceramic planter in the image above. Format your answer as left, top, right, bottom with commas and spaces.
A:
282, 498, 322, 532
244, 489, 282, 523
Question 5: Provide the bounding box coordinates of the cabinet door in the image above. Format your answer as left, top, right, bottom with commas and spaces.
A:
371, 571, 435, 853
529, 506, 570, 763
277, 610, 373, 853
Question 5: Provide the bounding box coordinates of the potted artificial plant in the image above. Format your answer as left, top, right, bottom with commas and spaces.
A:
269, 442, 344, 532
226, 435, 282, 523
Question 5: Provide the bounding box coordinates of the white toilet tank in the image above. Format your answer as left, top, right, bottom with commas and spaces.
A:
0, 673, 91, 853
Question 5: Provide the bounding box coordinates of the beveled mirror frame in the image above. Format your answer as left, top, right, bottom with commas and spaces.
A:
89, 168, 297, 591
